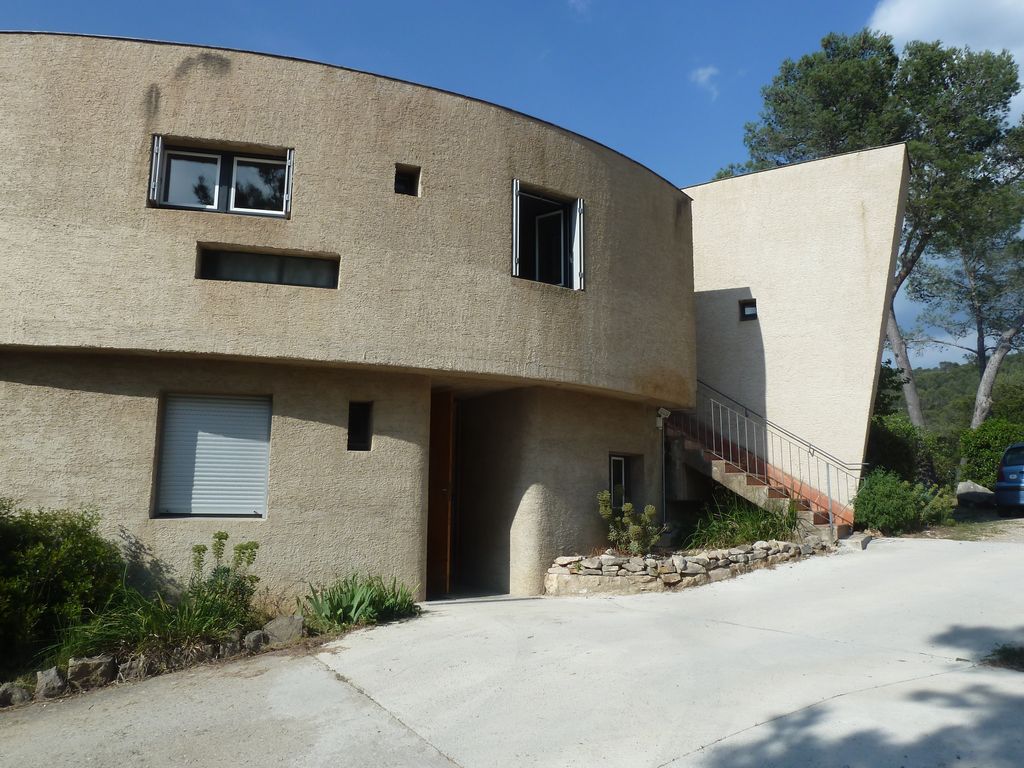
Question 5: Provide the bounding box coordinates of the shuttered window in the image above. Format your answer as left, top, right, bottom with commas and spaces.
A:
155, 395, 272, 517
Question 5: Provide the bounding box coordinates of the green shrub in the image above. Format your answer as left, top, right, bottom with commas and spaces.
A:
597, 490, 664, 555
866, 413, 921, 481
685, 491, 800, 550
959, 418, 1024, 489
0, 498, 125, 679
853, 469, 953, 535
52, 532, 262, 671
300, 575, 420, 634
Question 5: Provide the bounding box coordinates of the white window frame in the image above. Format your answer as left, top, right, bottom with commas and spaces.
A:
511, 179, 585, 290
229, 155, 289, 216
160, 149, 221, 210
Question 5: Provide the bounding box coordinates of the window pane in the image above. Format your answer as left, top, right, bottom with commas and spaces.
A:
233, 159, 286, 211
164, 154, 218, 208
198, 250, 338, 289
517, 192, 569, 287
348, 402, 373, 451
610, 456, 626, 509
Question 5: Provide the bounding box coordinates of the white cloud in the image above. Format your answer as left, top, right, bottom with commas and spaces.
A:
689, 65, 720, 100
869, 0, 1024, 119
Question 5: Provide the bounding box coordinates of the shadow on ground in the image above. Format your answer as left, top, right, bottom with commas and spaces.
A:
697, 625, 1024, 768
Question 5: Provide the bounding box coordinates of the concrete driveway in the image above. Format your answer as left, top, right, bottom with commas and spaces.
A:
3, 538, 1023, 767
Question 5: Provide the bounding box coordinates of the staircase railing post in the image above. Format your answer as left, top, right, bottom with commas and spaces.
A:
826, 465, 835, 542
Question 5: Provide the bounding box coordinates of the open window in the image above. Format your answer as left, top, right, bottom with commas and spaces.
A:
148, 135, 294, 218
511, 180, 584, 290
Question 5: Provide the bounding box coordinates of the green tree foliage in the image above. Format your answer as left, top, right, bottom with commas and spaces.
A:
0, 499, 125, 679
907, 354, 1024, 436
722, 30, 1024, 428
959, 418, 1024, 488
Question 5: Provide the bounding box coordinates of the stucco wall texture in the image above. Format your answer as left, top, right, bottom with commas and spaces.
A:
458, 388, 661, 595
0, 351, 431, 596
0, 33, 695, 408
685, 145, 909, 471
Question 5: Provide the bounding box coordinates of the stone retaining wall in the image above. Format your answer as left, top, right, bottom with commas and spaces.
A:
544, 539, 828, 596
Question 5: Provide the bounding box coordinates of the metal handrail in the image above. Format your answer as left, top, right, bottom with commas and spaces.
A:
676, 382, 866, 534
696, 379, 866, 472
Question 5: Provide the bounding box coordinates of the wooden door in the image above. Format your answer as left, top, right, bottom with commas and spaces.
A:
426, 391, 454, 598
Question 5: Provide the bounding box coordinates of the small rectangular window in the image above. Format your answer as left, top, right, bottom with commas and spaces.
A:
347, 402, 373, 451
198, 248, 339, 289
394, 164, 421, 196
512, 180, 584, 290
739, 298, 758, 321
149, 136, 294, 218
609, 454, 630, 510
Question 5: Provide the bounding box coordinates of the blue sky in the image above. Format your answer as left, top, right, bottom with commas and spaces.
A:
4, 0, 1023, 368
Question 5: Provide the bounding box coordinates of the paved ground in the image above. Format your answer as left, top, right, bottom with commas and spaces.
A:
910, 507, 1024, 543
3, 538, 1023, 767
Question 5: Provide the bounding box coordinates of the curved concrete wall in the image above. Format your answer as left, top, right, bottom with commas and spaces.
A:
0, 33, 695, 407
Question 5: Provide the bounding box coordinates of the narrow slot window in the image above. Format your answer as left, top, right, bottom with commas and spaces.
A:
347, 402, 373, 451
609, 454, 629, 510
739, 298, 758, 321
198, 249, 339, 289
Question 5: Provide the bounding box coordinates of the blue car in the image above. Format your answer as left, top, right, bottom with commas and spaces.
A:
995, 442, 1024, 515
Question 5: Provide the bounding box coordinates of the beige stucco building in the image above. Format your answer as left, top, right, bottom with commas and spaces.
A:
0, 34, 907, 597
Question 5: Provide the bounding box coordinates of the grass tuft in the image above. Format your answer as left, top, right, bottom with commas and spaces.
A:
984, 644, 1024, 672
685, 491, 800, 550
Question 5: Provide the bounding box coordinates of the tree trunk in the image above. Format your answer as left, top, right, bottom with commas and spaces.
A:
886, 309, 926, 428
971, 325, 1022, 428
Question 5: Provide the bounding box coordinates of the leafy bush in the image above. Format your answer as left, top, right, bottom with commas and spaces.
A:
53, 532, 262, 671
866, 413, 924, 482
685, 491, 799, 550
959, 418, 1024, 488
597, 490, 664, 555
0, 498, 125, 679
300, 575, 420, 633
853, 470, 953, 535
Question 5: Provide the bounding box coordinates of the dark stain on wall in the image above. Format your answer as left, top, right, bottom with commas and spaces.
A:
174, 51, 232, 79
143, 84, 161, 118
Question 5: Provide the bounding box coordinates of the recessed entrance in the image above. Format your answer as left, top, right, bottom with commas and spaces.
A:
426, 391, 455, 599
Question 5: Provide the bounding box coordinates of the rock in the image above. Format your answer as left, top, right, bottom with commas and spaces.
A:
729, 554, 749, 564
554, 555, 582, 566
646, 565, 659, 576
600, 554, 626, 567
264, 618, 303, 647
243, 630, 270, 653
708, 568, 732, 583
0, 682, 32, 707
680, 561, 707, 575
671, 554, 688, 572
957, 480, 996, 508
35, 667, 67, 699
581, 568, 602, 575
749, 549, 767, 560
644, 558, 658, 568
661, 573, 682, 584
622, 561, 645, 572
753, 540, 770, 550
800, 544, 813, 556
658, 561, 677, 574
548, 566, 569, 574
117, 657, 152, 681
628, 556, 646, 567
688, 555, 710, 567
220, 639, 241, 658
581, 557, 601, 570
67, 655, 116, 690
628, 574, 656, 584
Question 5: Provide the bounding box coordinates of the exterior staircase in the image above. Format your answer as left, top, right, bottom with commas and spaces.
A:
672, 381, 865, 540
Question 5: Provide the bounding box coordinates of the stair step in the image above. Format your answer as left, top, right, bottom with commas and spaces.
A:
745, 476, 768, 486
767, 488, 789, 499
722, 462, 745, 474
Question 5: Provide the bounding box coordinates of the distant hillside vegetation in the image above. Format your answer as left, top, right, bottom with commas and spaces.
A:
903, 353, 1024, 436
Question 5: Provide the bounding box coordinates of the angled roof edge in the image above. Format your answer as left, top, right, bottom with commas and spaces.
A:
681, 142, 909, 192
1, 30, 691, 200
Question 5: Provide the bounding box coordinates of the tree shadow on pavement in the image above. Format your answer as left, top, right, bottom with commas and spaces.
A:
694, 624, 1024, 768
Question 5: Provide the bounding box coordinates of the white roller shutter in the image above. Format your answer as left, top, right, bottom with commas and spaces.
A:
156, 395, 272, 516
